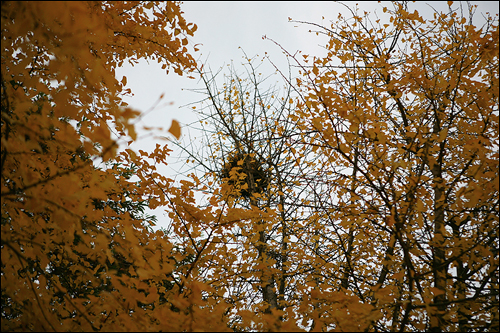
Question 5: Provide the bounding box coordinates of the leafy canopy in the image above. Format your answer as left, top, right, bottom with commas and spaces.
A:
1, 1, 498, 332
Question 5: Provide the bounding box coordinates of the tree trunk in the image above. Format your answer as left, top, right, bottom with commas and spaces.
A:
429, 140, 448, 332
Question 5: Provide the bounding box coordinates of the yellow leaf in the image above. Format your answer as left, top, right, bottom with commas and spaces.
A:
385, 215, 395, 227
438, 128, 448, 142
430, 287, 445, 296
168, 119, 181, 139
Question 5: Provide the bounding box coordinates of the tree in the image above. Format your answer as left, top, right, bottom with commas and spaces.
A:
176, 1, 498, 331
1, 2, 229, 331
276, 1, 498, 331
175, 57, 322, 329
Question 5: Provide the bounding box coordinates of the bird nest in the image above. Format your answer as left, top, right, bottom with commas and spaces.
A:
220, 151, 270, 199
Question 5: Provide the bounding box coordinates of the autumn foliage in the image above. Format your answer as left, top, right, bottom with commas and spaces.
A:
280, 2, 499, 330
1, 1, 227, 331
1, 1, 498, 332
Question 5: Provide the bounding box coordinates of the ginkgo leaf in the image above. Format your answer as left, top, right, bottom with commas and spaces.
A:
168, 119, 181, 139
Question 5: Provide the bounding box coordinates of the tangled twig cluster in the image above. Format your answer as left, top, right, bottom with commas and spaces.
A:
220, 151, 269, 199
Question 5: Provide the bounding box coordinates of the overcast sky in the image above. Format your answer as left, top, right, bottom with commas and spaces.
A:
114, 1, 499, 229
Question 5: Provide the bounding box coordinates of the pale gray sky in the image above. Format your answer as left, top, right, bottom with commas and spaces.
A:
114, 1, 499, 229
